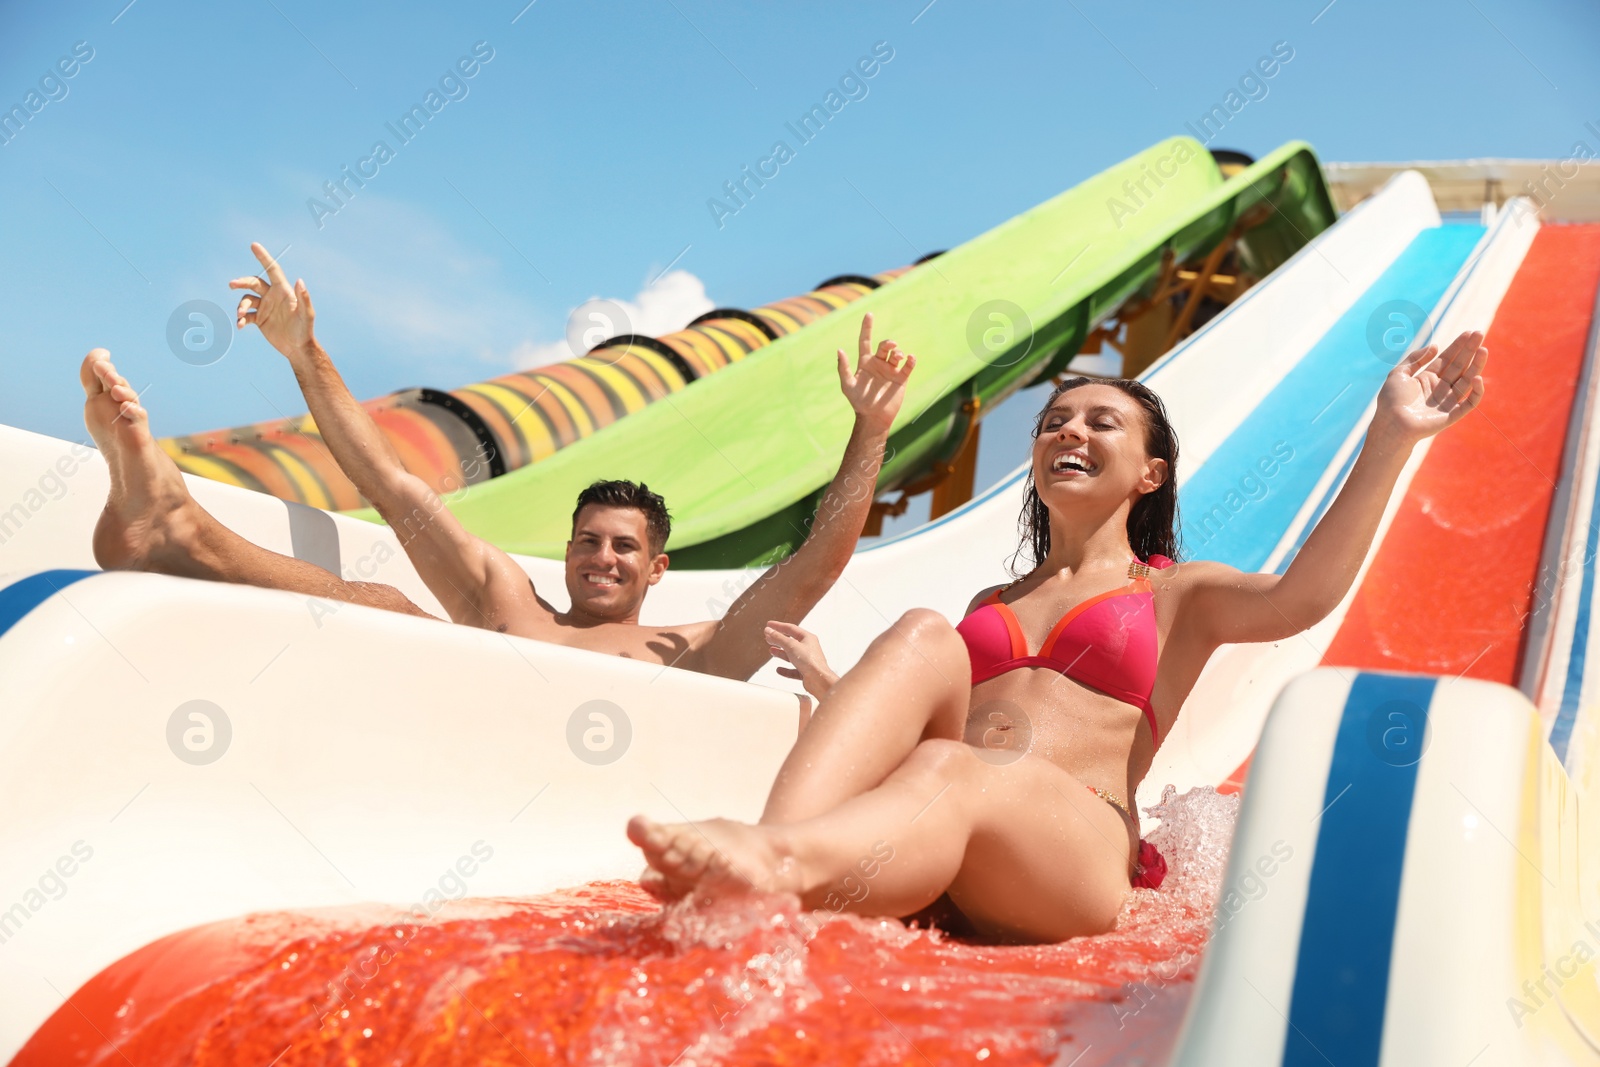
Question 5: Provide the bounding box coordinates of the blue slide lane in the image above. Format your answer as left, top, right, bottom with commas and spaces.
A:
1177, 225, 1484, 572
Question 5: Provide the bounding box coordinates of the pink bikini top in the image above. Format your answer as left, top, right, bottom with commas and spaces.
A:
956, 555, 1173, 745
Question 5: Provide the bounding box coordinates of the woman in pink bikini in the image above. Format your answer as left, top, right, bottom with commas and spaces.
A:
630, 330, 1487, 943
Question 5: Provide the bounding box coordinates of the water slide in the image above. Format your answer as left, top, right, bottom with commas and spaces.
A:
1, 164, 1598, 1064
1174, 219, 1600, 1065
155, 138, 1335, 567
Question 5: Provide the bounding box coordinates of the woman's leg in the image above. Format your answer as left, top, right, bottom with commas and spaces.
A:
761, 608, 970, 824
632, 740, 1137, 943
81, 351, 435, 619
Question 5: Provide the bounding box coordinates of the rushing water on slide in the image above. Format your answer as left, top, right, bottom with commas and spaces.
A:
34, 789, 1245, 1067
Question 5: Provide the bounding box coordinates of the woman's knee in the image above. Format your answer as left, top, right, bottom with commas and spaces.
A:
880, 608, 964, 662
896, 606, 953, 636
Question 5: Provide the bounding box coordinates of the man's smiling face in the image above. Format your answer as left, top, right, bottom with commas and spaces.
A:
564, 504, 668, 621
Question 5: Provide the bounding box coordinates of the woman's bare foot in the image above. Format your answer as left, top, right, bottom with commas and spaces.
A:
627, 816, 803, 902
80, 349, 200, 571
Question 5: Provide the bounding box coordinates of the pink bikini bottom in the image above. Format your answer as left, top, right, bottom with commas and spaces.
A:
1133, 840, 1167, 889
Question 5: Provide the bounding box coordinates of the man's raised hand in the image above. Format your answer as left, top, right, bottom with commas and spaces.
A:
230, 242, 317, 359
837, 312, 915, 436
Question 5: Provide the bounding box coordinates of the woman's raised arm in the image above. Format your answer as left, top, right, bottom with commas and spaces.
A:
1181, 330, 1487, 645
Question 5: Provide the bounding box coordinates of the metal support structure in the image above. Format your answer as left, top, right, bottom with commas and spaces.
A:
1079, 202, 1271, 378
864, 396, 982, 535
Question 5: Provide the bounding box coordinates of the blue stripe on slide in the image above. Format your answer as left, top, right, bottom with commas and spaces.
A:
0, 570, 99, 638
1283, 672, 1437, 1067
1550, 449, 1600, 763
1272, 435, 1364, 576
1179, 225, 1484, 572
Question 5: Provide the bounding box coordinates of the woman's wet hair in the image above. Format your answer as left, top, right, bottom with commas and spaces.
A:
1011, 376, 1182, 575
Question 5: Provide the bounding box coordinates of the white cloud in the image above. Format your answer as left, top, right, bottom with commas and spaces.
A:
510, 269, 715, 369
223, 181, 714, 384
223, 184, 556, 378
289, 198, 548, 369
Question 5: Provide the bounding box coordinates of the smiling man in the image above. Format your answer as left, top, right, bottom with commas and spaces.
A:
79, 243, 914, 681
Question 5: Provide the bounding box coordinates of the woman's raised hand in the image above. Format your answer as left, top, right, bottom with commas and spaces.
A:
229, 242, 317, 359
765, 620, 840, 702
837, 312, 916, 435
1374, 330, 1487, 444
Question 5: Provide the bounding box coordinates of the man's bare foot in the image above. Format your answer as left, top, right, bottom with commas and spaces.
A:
627, 816, 803, 902
80, 349, 198, 571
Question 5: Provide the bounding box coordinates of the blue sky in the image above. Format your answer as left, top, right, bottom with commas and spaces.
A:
2, 0, 1596, 503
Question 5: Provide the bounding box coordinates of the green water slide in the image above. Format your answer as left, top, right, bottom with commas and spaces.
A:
374, 137, 1335, 567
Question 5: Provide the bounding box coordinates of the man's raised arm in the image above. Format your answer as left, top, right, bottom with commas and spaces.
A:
689, 313, 914, 680
230, 243, 533, 628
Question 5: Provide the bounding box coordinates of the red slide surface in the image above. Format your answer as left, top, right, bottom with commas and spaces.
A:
1323, 224, 1600, 680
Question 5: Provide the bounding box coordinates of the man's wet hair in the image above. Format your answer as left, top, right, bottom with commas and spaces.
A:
571, 480, 672, 555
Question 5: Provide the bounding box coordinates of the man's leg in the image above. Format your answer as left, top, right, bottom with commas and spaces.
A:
80, 349, 434, 619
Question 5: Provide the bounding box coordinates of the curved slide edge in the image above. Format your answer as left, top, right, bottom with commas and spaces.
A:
1519, 236, 1600, 771
0, 570, 805, 1062
1169, 669, 1600, 1066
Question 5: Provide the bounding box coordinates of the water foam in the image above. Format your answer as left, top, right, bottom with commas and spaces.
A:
42, 787, 1243, 1066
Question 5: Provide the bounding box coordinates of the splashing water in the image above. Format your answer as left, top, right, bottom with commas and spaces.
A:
19, 787, 1241, 1067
